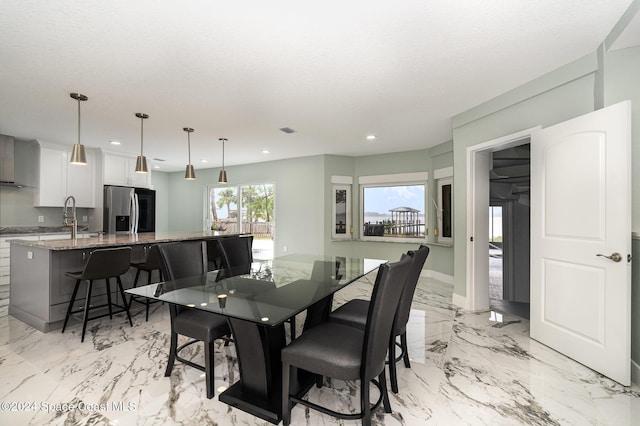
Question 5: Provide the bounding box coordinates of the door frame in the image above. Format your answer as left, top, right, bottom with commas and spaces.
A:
465, 126, 540, 311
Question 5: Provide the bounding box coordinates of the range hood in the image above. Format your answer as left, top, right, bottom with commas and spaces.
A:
0, 134, 28, 187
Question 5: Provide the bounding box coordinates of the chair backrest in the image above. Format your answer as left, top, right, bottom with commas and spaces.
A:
216, 235, 254, 278
393, 245, 430, 336
82, 247, 132, 280
302, 260, 340, 331
206, 239, 223, 271
158, 241, 208, 317
361, 254, 412, 382
158, 241, 208, 281
144, 244, 164, 272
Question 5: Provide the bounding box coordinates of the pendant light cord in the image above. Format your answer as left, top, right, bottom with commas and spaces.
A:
77, 98, 81, 145
187, 132, 192, 165
140, 116, 144, 156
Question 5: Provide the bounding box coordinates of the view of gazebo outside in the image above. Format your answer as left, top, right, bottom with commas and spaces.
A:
362, 185, 425, 238
209, 184, 274, 259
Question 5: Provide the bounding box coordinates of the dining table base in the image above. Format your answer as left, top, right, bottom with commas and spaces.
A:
220, 318, 315, 424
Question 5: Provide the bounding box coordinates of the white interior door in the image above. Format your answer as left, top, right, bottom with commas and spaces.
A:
530, 101, 631, 385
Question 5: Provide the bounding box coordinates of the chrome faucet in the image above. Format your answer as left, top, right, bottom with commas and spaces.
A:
63, 195, 77, 240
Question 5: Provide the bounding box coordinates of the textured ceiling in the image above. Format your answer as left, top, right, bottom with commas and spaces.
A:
0, 1, 635, 172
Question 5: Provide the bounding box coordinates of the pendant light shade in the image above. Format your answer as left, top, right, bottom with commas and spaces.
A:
135, 113, 149, 173
184, 127, 196, 180
218, 138, 228, 183
69, 93, 88, 165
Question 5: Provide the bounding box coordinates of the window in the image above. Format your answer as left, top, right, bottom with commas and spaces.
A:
331, 176, 352, 240
359, 172, 428, 242
434, 167, 453, 244
206, 183, 275, 259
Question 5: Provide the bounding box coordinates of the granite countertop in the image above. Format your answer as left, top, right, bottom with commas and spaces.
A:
0, 226, 92, 237
8, 231, 236, 250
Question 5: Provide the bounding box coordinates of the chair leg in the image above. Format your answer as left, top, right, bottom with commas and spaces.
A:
401, 332, 410, 368
62, 279, 81, 333
81, 280, 93, 343
165, 331, 178, 377
129, 269, 142, 306
361, 376, 371, 426
282, 362, 291, 426
116, 276, 133, 327
379, 370, 392, 413
105, 278, 113, 320
145, 269, 152, 322
289, 315, 296, 341
205, 340, 215, 399
389, 335, 399, 394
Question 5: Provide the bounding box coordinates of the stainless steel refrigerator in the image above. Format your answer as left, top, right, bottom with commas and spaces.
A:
103, 185, 156, 234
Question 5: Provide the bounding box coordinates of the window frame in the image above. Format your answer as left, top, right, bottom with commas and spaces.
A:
358, 172, 429, 243
204, 182, 275, 237
434, 167, 453, 244
331, 176, 353, 240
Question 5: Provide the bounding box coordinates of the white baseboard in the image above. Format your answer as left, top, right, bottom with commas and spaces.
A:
422, 269, 454, 284
632, 360, 640, 388
452, 292, 466, 309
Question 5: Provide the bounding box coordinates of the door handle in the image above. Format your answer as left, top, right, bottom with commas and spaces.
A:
596, 252, 622, 262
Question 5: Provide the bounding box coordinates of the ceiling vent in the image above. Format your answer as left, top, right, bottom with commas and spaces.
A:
279, 127, 296, 134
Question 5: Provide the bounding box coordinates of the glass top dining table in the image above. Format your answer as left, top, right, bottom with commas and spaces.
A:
126, 253, 387, 327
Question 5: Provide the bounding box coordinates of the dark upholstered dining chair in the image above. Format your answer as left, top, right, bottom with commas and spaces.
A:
158, 241, 232, 399
281, 255, 412, 426
216, 235, 254, 278
329, 245, 430, 393
62, 247, 133, 342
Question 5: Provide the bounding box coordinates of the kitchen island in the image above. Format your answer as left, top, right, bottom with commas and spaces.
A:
9, 231, 239, 332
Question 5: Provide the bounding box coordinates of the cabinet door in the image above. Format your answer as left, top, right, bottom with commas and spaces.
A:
103, 154, 129, 186
35, 147, 66, 207
67, 149, 96, 207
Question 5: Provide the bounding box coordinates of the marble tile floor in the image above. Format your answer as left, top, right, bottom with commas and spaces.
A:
0, 273, 639, 426
0, 283, 9, 318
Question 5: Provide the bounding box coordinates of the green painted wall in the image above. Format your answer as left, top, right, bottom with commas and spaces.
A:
452, 45, 640, 367
323, 143, 455, 276
165, 155, 326, 258
452, 61, 597, 299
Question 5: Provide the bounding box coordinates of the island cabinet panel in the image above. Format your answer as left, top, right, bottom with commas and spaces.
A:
49, 247, 146, 324
9, 245, 51, 327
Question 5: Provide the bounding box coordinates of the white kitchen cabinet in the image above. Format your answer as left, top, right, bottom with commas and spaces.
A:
67, 150, 96, 207
34, 147, 66, 207
34, 144, 96, 208
103, 153, 152, 188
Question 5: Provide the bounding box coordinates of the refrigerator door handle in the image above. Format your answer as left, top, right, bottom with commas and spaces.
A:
133, 193, 139, 234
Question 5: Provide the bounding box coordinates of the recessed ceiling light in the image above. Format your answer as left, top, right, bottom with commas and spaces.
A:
366, 135, 376, 140
262, 149, 270, 154
200, 159, 208, 163
109, 140, 121, 145
153, 165, 160, 169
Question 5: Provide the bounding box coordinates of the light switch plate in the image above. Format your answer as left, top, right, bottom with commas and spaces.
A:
82, 216, 88, 222
38, 216, 44, 223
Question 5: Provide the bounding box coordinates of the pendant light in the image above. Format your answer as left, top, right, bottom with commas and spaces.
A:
218, 138, 228, 183
135, 113, 149, 173
184, 127, 196, 180
69, 93, 88, 165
